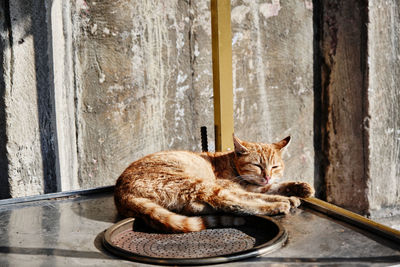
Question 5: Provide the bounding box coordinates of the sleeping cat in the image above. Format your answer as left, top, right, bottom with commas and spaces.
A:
114, 135, 314, 232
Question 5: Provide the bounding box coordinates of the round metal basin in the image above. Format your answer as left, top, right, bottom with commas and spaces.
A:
103, 216, 287, 265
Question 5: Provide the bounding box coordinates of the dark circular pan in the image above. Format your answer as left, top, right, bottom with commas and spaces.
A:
102, 216, 287, 265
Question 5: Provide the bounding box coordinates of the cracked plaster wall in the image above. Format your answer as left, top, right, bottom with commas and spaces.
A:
71, 0, 314, 189
0, 0, 313, 201
367, 0, 400, 217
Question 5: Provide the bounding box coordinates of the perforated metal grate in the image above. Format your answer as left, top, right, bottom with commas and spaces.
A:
112, 228, 256, 258
103, 216, 287, 265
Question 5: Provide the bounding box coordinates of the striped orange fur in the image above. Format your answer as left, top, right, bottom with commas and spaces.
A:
114, 135, 314, 233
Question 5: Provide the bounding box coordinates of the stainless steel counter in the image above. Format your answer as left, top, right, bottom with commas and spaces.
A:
0, 189, 399, 266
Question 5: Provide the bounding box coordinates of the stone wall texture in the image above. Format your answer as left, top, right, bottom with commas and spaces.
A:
367, 0, 400, 217
72, 0, 197, 188
69, 0, 314, 190
1, 0, 58, 197
230, 0, 314, 184
0, 0, 399, 218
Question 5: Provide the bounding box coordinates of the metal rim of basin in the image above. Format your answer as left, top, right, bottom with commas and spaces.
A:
102, 216, 288, 265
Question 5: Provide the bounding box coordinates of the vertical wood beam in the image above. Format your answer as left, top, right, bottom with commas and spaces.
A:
318, 0, 369, 214
211, 0, 234, 152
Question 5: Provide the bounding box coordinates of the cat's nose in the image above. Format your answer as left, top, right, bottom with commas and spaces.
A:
265, 175, 271, 183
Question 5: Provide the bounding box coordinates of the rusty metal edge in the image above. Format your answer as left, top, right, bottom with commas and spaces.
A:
102, 216, 288, 265
302, 197, 400, 245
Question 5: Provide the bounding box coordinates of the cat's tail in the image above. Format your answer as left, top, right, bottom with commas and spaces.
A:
118, 196, 245, 233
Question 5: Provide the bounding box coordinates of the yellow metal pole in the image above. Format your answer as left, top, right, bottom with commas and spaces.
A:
211, 0, 234, 152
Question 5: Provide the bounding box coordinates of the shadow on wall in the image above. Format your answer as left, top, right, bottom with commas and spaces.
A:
0, 0, 11, 199
312, 0, 325, 200
0, 0, 59, 199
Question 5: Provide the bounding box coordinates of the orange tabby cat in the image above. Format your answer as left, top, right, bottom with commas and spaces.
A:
114, 135, 314, 232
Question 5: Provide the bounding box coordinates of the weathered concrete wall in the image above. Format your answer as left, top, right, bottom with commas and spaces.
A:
0, 0, 314, 196
68, 0, 314, 189
368, 0, 400, 217
70, 0, 314, 188
190, 0, 216, 152
0, 0, 315, 197
0, 0, 58, 197
230, 0, 314, 184
71, 0, 201, 188
50, 0, 79, 192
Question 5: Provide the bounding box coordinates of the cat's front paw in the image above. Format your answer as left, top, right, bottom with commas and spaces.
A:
283, 182, 315, 198
273, 202, 291, 215
288, 196, 301, 208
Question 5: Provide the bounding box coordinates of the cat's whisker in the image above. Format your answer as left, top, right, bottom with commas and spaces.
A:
237, 174, 259, 183
232, 175, 244, 182
232, 175, 250, 186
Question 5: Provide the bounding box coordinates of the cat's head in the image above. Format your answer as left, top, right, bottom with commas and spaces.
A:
233, 135, 290, 185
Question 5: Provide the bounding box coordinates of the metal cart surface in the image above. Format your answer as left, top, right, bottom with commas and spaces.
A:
0, 187, 399, 266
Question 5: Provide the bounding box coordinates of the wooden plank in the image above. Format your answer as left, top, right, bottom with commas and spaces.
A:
319, 0, 369, 213
211, 0, 234, 152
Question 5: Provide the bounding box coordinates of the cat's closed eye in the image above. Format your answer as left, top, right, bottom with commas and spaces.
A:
252, 163, 263, 169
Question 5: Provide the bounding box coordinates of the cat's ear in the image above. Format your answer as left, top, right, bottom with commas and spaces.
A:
233, 135, 249, 155
273, 136, 291, 152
